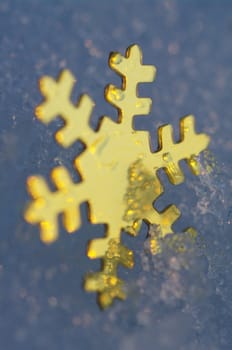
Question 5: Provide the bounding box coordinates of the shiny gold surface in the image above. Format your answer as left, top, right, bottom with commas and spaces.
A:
25, 44, 210, 307
85, 239, 133, 309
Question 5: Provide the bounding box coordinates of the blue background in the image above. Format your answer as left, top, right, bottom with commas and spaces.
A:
0, 1, 232, 349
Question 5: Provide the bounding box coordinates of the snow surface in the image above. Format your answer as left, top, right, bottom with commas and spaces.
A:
0, 1, 232, 349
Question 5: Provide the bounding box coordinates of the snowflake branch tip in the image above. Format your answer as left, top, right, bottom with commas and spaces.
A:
85, 239, 134, 308
105, 44, 156, 125
25, 167, 85, 243
36, 69, 95, 148
156, 115, 210, 185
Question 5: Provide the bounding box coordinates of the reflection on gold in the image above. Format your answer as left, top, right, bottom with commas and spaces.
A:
24, 44, 210, 308
123, 159, 161, 233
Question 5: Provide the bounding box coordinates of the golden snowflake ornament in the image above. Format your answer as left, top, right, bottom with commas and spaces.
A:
24, 44, 210, 308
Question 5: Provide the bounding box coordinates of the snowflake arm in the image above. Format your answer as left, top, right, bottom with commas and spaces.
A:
85, 239, 133, 309
105, 44, 156, 127
36, 70, 96, 148
153, 115, 210, 185
25, 166, 86, 243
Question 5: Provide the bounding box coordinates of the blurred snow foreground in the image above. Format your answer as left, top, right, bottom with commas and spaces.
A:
94, 151, 232, 350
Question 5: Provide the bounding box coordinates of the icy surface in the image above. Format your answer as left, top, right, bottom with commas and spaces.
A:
0, 1, 232, 349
